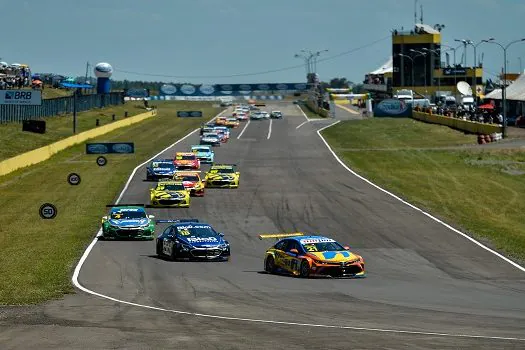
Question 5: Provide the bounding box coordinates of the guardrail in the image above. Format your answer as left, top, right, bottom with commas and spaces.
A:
0, 92, 125, 123
412, 111, 503, 134
0, 109, 156, 177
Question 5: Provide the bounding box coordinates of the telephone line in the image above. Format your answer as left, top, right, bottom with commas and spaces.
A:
113, 36, 390, 79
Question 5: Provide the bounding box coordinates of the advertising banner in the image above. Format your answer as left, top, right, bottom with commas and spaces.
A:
177, 111, 203, 117
159, 83, 308, 96
125, 88, 149, 98
85, 142, 135, 154
373, 99, 413, 117
0, 90, 42, 105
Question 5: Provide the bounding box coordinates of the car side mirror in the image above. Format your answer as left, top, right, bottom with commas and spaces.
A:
289, 248, 299, 255
218, 232, 225, 237
102, 216, 108, 220
148, 215, 155, 219
344, 246, 350, 250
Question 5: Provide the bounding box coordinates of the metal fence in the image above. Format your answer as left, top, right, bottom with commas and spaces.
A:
0, 91, 125, 123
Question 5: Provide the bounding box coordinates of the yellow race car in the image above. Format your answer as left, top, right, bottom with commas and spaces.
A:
224, 117, 240, 128
260, 233, 366, 278
204, 164, 240, 188
149, 181, 190, 207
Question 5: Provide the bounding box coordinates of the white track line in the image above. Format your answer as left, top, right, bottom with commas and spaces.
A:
237, 120, 251, 139
267, 119, 272, 139
316, 121, 525, 273
70, 111, 525, 343
297, 104, 310, 121
296, 121, 309, 130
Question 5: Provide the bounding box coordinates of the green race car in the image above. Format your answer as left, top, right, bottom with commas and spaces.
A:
100, 205, 155, 240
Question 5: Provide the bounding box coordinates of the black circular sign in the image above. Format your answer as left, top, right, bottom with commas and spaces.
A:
96, 156, 107, 166
39, 203, 57, 219
67, 173, 81, 185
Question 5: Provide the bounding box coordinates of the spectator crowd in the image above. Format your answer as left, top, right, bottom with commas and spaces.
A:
415, 104, 503, 125
0, 62, 40, 90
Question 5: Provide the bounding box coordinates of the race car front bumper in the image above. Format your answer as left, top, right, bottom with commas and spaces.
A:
150, 198, 190, 207
102, 226, 154, 240
205, 180, 238, 188
146, 173, 174, 181
311, 262, 366, 278
177, 246, 230, 260
196, 156, 213, 164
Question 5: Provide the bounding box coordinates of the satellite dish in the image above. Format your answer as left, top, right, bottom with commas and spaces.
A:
457, 81, 473, 96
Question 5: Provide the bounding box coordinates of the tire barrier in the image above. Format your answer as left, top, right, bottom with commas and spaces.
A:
477, 133, 503, 144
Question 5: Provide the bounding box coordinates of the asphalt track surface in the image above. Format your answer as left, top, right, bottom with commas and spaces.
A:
1, 103, 525, 349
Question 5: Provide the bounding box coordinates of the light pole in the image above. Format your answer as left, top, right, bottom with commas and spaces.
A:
454, 39, 469, 66
294, 53, 311, 75
422, 48, 441, 95
410, 49, 427, 96
519, 57, 523, 74
481, 38, 525, 138
313, 50, 328, 73
397, 54, 415, 104
397, 54, 415, 87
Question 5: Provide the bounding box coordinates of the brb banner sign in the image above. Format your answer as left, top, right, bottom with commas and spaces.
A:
373, 99, 412, 117
159, 83, 308, 96
0, 90, 42, 105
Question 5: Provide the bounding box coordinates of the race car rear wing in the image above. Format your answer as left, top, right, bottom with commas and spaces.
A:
156, 219, 200, 224
258, 233, 304, 240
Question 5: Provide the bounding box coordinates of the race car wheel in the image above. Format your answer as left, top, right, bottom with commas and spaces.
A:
265, 256, 277, 274
299, 260, 310, 278
155, 241, 162, 256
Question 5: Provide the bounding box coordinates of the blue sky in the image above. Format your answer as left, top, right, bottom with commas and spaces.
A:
1, 0, 524, 85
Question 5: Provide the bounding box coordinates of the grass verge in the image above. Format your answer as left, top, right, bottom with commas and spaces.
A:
298, 103, 324, 119
0, 102, 148, 161
322, 118, 525, 262
0, 101, 222, 304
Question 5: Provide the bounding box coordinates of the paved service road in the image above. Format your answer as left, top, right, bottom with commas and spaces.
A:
1, 103, 524, 349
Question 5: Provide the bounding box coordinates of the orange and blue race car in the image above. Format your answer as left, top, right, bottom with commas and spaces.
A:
260, 233, 365, 278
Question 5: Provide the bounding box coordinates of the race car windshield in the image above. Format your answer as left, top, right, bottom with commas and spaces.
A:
177, 155, 196, 160
152, 162, 174, 168
203, 133, 218, 138
211, 168, 234, 173
192, 148, 209, 152
111, 210, 146, 220
178, 175, 199, 182
302, 241, 345, 252
177, 225, 217, 237
160, 184, 185, 191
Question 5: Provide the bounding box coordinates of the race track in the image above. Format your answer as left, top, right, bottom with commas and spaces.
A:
1, 103, 525, 349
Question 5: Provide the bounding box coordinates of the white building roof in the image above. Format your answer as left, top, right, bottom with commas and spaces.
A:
369, 57, 393, 75
484, 74, 525, 101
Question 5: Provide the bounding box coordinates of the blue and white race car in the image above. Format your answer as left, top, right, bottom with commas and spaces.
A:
155, 219, 230, 260
191, 145, 214, 164
146, 159, 177, 181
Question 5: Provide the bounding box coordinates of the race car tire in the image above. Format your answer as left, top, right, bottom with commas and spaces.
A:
265, 256, 277, 274
299, 260, 310, 278
155, 241, 162, 256
170, 247, 178, 261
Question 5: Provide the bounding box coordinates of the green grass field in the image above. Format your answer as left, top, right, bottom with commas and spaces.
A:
0, 102, 149, 161
0, 101, 222, 304
322, 118, 525, 262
